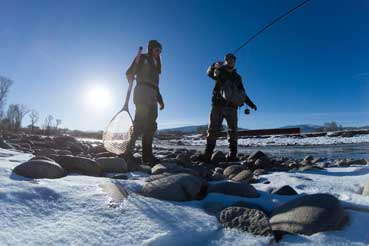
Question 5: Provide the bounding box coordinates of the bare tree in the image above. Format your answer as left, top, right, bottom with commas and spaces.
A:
5, 104, 30, 130
55, 119, 62, 134
29, 109, 39, 132
0, 76, 13, 119
44, 115, 54, 135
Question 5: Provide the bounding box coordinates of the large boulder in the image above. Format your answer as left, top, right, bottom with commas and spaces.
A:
141, 173, 207, 202
219, 207, 273, 237
96, 157, 128, 173
56, 155, 102, 176
207, 181, 259, 198
270, 193, 347, 235
13, 160, 66, 179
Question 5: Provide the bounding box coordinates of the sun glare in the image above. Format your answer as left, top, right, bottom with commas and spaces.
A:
85, 85, 112, 110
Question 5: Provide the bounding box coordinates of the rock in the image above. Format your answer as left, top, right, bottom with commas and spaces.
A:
35, 148, 57, 156
299, 165, 319, 172
13, 160, 66, 179
189, 165, 211, 178
223, 165, 244, 177
214, 167, 224, 174
141, 173, 207, 202
270, 193, 347, 236
303, 155, 314, 162
231, 170, 253, 182
0, 139, 13, 149
176, 153, 192, 167
253, 169, 266, 176
210, 172, 226, 181
207, 181, 259, 198
230, 201, 269, 215
272, 185, 298, 196
89, 145, 107, 155
151, 162, 181, 175
96, 157, 128, 173
95, 152, 117, 158
254, 157, 272, 169
240, 159, 255, 170
111, 174, 128, 180
56, 150, 73, 156
137, 165, 152, 174
56, 155, 102, 176
248, 151, 267, 160
219, 207, 273, 237
211, 151, 226, 163
202, 201, 226, 217
30, 156, 56, 162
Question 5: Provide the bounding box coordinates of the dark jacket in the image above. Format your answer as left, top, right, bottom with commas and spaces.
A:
207, 63, 254, 108
126, 54, 163, 105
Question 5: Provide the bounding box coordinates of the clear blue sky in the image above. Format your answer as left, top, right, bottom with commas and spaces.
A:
1, 0, 368, 131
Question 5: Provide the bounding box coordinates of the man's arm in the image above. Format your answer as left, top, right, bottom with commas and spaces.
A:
207, 62, 223, 80
157, 89, 164, 110
239, 76, 257, 110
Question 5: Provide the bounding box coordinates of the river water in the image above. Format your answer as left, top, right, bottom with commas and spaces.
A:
159, 142, 369, 160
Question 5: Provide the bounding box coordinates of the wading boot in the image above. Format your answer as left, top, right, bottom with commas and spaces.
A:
198, 139, 216, 163
226, 140, 238, 162
142, 133, 160, 166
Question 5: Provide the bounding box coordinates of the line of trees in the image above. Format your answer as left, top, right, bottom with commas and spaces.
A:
0, 76, 62, 135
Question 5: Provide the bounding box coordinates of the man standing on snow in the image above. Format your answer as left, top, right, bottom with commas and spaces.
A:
123, 40, 164, 165
200, 53, 257, 162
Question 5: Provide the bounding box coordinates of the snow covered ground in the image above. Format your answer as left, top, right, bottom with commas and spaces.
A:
178, 134, 369, 147
1, 148, 369, 245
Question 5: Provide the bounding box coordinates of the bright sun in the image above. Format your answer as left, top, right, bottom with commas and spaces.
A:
85, 85, 112, 110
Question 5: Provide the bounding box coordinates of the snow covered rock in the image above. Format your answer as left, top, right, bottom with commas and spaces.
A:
141, 173, 207, 202
207, 181, 259, 198
270, 193, 347, 236
13, 160, 66, 179
219, 207, 273, 237
231, 170, 253, 182
151, 162, 181, 175
56, 155, 102, 176
96, 157, 128, 173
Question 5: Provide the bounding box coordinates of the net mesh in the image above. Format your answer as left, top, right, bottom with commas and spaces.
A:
103, 111, 133, 155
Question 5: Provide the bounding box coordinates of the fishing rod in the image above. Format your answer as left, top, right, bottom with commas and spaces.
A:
233, 0, 312, 54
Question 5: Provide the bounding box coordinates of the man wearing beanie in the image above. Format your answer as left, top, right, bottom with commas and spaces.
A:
200, 53, 257, 162
123, 40, 164, 165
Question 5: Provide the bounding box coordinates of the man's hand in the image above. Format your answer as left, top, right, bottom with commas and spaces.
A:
214, 61, 223, 69
159, 101, 165, 110
250, 103, 257, 111
126, 74, 134, 83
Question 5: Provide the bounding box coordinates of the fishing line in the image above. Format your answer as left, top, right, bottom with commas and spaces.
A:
233, 0, 312, 54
